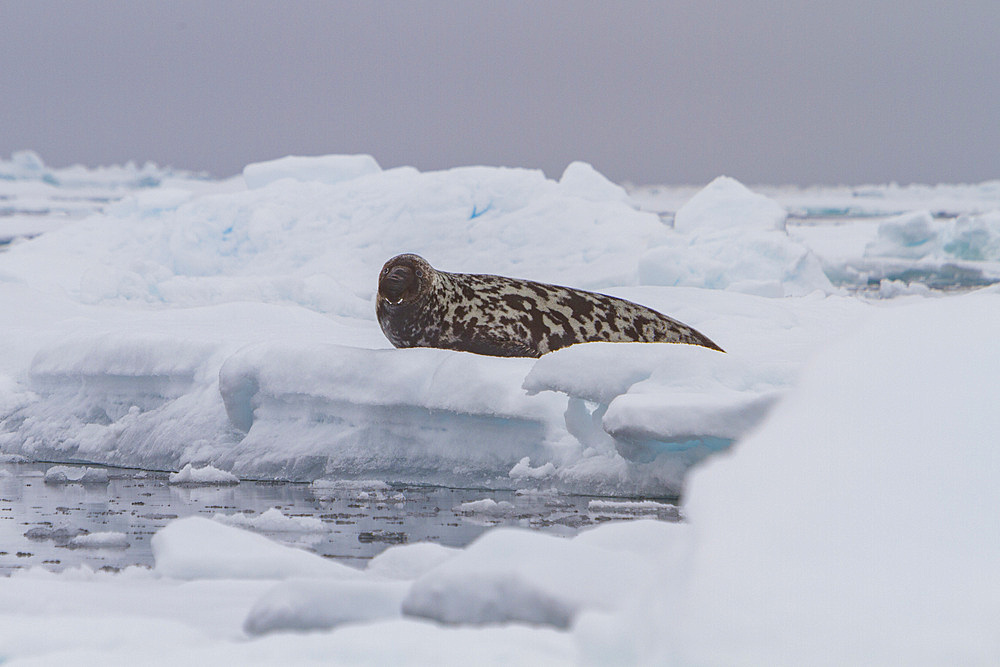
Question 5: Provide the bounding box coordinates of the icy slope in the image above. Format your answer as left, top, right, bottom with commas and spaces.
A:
1, 154, 994, 496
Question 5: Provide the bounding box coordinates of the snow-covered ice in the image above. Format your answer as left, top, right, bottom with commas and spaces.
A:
151, 516, 361, 581
1, 151, 999, 662
453, 498, 517, 517
168, 463, 240, 486
586, 499, 677, 516
66, 531, 130, 550
242, 153, 382, 189
43, 465, 110, 484
654, 290, 1000, 665
213, 507, 327, 533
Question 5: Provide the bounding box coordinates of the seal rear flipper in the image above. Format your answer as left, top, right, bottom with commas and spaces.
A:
685, 328, 725, 353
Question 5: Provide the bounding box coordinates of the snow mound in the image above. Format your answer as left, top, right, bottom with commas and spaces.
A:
43, 465, 110, 484
215, 342, 563, 485
0, 150, 49, 180
639, 176, 834, 296
401, 526, 670, 629
366, 542, 459, 581
454, 499, 517, 517
213, 508, 327, 533
663, 291, 1000, 665
673, 175, 787, 233
168, 463, 239, 486
67, 531, 130, 550
508, 457, 557, 481
243, 579, 408, 635
151, 517, 360, 581
587, 499, 677, 516
865, 210, 940, 258
524, 341, 783, 465
557, 160, 631, 204
243, 154, 382, 189
2, 158, 667, 311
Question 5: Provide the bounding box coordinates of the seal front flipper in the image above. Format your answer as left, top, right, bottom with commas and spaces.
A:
461, 335, 540, 359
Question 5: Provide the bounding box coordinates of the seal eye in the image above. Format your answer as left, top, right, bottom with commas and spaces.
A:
415, 270, 424, 279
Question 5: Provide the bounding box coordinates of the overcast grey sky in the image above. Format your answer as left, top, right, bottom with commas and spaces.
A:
2, 1, 998, 185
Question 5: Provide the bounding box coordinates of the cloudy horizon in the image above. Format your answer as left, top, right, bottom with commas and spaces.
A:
2, 1, 998, 185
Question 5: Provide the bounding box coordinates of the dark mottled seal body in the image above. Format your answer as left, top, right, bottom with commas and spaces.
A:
376, 254, 723, 358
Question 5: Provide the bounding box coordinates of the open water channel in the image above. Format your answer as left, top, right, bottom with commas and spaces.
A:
0, 461, 680, 576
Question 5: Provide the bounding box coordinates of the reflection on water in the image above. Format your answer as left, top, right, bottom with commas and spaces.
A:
0, 462, 680, 576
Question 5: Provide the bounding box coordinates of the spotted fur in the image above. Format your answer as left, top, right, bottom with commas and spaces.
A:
376, 253, 724, 358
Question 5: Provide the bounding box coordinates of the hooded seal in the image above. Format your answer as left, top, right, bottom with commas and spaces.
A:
376, 253, 723, 358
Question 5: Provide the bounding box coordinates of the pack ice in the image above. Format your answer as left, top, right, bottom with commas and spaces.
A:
3, 153, 1000, 664
0, 153, 995, 497
0, 155, 847, 495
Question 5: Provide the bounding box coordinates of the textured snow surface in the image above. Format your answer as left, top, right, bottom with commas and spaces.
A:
1, 153, 999, 662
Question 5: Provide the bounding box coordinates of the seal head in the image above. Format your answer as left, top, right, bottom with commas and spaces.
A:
378, 253, 432, 305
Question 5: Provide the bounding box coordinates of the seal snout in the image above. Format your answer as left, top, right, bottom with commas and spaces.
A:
380, 265, 414, 304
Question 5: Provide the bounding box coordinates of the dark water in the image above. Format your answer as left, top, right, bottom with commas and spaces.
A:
0, 462, 680, 576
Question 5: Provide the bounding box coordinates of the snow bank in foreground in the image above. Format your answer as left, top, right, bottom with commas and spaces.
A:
401, 524, 666, 629
2, 294, 997, 664
244, 579, 410, 636
650, 290, 1000, 665
151, 517, 360, 581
